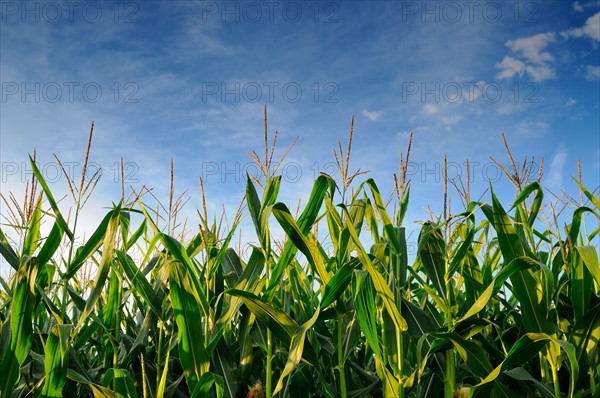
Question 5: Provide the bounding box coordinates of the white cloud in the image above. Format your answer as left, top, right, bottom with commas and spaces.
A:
496, 102, 528, 115
422, 104, 439, 115
572, 1, 600, 12
513, 120, 550, 136
440, 115, 463, 125
362, 109, 383, 121
496, 56, 526, 79
499, 12, 599, 83
547, 148, 568, 189
584, 64, 600, 80
565, 98, 577, 108
506, 33, 556, 64
526, 64, 557, 82
564, 12, 600, 41
497, 33, 557, 82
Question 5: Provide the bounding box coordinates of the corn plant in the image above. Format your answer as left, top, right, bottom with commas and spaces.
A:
0, 115, 598, 398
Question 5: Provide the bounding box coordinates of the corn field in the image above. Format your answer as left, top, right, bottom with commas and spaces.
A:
0, 117, 599, 398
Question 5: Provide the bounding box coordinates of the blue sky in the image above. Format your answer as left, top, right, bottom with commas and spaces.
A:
1, 0, 599, 264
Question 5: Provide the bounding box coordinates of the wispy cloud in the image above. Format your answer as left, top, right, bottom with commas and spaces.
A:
362, 109, 383, 121
513, 120, 550, 137
563, 11, 600, 41
584, 65, 600, 80
440, 115, 463, 125
422, 104, 439, 115
496, 33, 557, 82
565, 98, 577, 108
496, 57, 527, 79
572, 1, 600, 12
547, 148, 568, 189
506, 33, 556, 64
497, 11, 600, 84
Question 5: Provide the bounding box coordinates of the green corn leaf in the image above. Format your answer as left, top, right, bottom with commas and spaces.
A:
418, 222, 447, 302
478, 333, 578, 398
458, 256, 537, 322
226, 288, 297, 346
156, 333, 173, 398
266, 175, 329, 300
487, 189, 554, 335
186, 229, 205, 259
221, 248, 243, 288
214, 248, 265, 334
273, 307, 321, 395
212, 340, 239, 398
28, 155, 73, 241
353, 270, 382, 361
414, 372, 443, 398
254, 176, 281, 250
125, 218, 146, 251
572, 178, 600, 210
503, 368, 554, 398
191, 372, 224, 398
40, 324, 72, 398
448, 227, 475, 276
401, 298, 445, 375
567, 206, 597, 249
159, 232, 210, 318
576, 245, 600, 288
115, 250, 163, 319
209, 223, 241, 280
295, 175, 330, 231
571, 247, 593, 323
431, 332, 494, 378
510, 182, 544, 228
344, 211, 407, 332
569, 303, 600, 387
366, 179, 403, 254
272, 202, 330, 285
475, 334, 547, 388
347, 381, 384, 398
118, 210, 131, 248
320, 262, 354, 309
37, 287, 69, 325
102, 270, 121, 333
66, 209, 116, 279
391, 226, 409, 288
168, 259, 210, 392
0, 257, 39, 397
262, 175, 282, 208
0, 227, 20, 271
246, 174, 263, 244
66, 369, 125, 398
37, 221, 64, 266
376, 357, 400, 397
22, 194, 42, 257
103, 369, 138, 398
419, 282, 450, 314
79, 206, 121, 323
